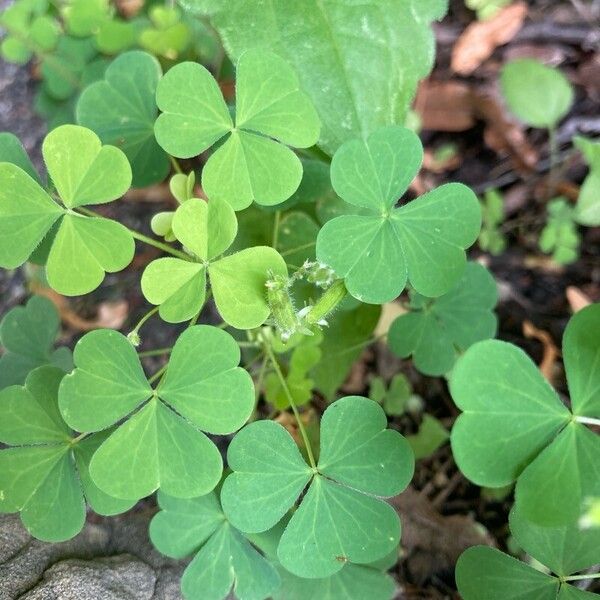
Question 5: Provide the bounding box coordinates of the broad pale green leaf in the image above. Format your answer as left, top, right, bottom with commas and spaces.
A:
317, 126, 481, 302
46, 214, 135, 296
273, 563, 396, 600
0, 163, 63, 269
207, 1, 444, 154
509, 505, 600, 578
141, 258, 206, 323
222, 396, 412, 578
42, 125, 131, 207
0, 295, 72, 389
0, 132, 41, 183
210, 246, 288, 329
89, 397, 222, 499
155, 50, 319, 210
500, 59, 574, 128
563, 303, 600, 417
388, 262, 498, 376
159, 325, 254, 435
573, 137, 600, 226
150, 491, 281, 600
516, 422, 600, 526
450, 340, 571, 487
456, 546, 559, 600
277, 475, 401, 578
59, 329, 152, 432
76, 51, 170, 187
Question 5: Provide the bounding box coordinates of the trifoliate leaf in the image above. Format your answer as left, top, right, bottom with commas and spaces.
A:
388, 262, 498, 375
0, 125, 134, 295
406, 415, 449, 460
77, 51, 170, 187
316, 126, 481, 303
500, 59, 574, 129
478, 189, 506, 255
369, 374, 412, 416
0, 295, 72, 389
221, 396, 414, 578
63, 0, 109, 37
155, 49, 320, 209
59, 325, 254, 499
139, 6, 191, 60
0, 132, 41, 183
0, 366, 134, 542
94, 18, 138, 54
573, 136, 600, 226
539, 198, 580, 265
150, 491, 280, 600
450, 305, 600, 526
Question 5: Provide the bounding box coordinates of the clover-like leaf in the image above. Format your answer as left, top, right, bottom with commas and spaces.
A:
388, 262, 498, 376
456, 505, 600, 599
0, 295, 72, 389
77, 51, 170, 187
155, 49, 320, 210
150, 491, 281, 600
0, 366, 134, 542
58, 325, 254, 500
221, 396, 414, 578
450, 303, 600, 526
141, 198, 287, 327
0, 125, 134, 295
316, 126, 481, 303
0, 132, 41, 183
573, 136, 600, 226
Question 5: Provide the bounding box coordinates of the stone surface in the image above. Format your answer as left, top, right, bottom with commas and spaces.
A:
0, 513, 185, 600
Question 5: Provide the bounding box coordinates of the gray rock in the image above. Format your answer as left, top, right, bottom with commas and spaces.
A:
0, 513, 185, 600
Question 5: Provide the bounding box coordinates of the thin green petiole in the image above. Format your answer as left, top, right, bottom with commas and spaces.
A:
563, 572, 600, 582
263, 338, 317, 470
138, 347, 173, 358
131, 306, 159, 337
169, 155, 183, 174
149, 364, 168, 385
575, 415, 600, 427
272, 210, 281, 249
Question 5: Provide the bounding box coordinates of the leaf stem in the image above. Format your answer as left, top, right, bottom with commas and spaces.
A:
138, 347, 173, 358
149, 364, 168, 385
131, 306, 159, 336
563, 572, 600, 582
575, 415, 600, 427
69, 432, 90, 445
169, 155, 183, 174
272, 210, 281, 249
262, 337, 317, 469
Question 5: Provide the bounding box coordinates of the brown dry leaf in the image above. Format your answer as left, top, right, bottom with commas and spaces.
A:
30, 285, 128, 332
415, 80, 476, 132
566, 286, 592, 313
375, 301, 408, 338
523, 320, 559, 382
451, 2, 528, 75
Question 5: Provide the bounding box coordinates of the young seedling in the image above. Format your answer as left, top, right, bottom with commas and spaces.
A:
478, 188, 507, 255
539, 197, 580, 265
573, 136, 600, 226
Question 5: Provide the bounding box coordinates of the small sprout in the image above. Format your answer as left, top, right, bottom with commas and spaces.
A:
127, 330, 141, 347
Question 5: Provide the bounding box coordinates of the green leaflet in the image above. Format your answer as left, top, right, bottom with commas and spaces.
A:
0, 132, 41, 183
456, 505, 600, 599
0, 295, 72, 389
539, 198, 580, 265
388, 262, 498, 376
573, 136, 600, 226
58, 325, 254, 500
154, 49, 320, 210
77, 51, 170, 187
0, 125, 134, 295
141, 198, 287, 327
316, 126, 481, 303
203, 0, 445, 155
220, 396, 414, 578
500, 59, 574, 129
450, 303, 600, 526
0, 366, 134, 542
150, 491, 281, 600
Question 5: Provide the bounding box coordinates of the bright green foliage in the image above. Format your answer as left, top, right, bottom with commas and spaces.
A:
264, 333, 322, 409
369, 374, 413, 416
221, 396, 414, 578
539, 198, 580, 265
202, 0, 446, 155
77, 51, 170, 187
139, 6, 191, 60
465, 0, 511, 20
150, 491, 281, 600
142, 198, 287, 327
0, 296, 72, 389
317, 126, 481, 303
62, 0, 109, 37
150, 172, 196, 242
312, 302, 381, 400
456, 505, 600, 599
94, 18, 138, 54
407, 415, 449, 459
479, 189, 506, 255
155, 49, 320, 210
0, 125, 134, 295
276, 212, 319, 268
573, 136, 600, 226
0, 366, 134, 541
388, 262, 498, 376
58, 325, 254, 500
450, 303, 600, 526
0, 132, 41, 184
500, 59, 574, 128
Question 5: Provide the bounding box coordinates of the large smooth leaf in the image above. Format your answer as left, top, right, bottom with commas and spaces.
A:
316, 126, 481, 303
221, 396, 413, 578
77, 51, 170, 187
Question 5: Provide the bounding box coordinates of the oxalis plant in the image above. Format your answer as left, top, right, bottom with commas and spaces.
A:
0, 2, 599, 599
